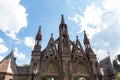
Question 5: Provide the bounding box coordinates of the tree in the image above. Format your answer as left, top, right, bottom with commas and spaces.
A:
114, 72, 120, 80
117, 55, 120, 62
23, 64, 29, 68
75, 77, 87, 80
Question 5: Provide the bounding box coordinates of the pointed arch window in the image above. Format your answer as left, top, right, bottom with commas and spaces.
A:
75, 77, 88, 80
43, 77, 56, 80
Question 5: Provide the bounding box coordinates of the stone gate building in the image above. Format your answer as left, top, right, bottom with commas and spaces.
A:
0, 15, 115, 80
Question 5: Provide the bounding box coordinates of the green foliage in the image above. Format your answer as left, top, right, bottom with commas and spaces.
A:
75, 77, 87, 80
117, 55, 120, 62
23, 64, 29, 68
43, 77, 55, 80
113, 72, 120, 80
116, 72, 120, 80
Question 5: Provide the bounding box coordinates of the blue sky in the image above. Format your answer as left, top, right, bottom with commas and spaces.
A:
0, 0, 120, 65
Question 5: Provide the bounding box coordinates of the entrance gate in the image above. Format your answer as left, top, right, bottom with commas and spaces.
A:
43, 77, 55, 80
75, 76, 88, 80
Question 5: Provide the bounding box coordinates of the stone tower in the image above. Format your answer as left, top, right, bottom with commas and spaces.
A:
0, 15, 117, 80
29, 26, 42, 80
84, 31, 102, 80
28, 15, 102, 80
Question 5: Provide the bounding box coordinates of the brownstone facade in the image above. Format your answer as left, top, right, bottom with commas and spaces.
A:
28, 15, 102, 80
0, 51, 29, 80
1, 15, 117, 80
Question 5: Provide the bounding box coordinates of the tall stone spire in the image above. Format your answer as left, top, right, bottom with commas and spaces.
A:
36, 26, 42, 42
84, 31, 90, 49
59, 15, 68, 38
61, 14, 65, 24
33, 26, 42, 52
58, 15, 71, 55
35, 26, 42, 46
29, 27, 42, 80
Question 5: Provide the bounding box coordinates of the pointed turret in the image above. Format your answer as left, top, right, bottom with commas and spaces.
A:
32, 26, 42, 52
29, 26, 42, 80
47, 33, 55, 47
83, 31, 99, 78
58, 15, 71, 54
59, 15, 69, 39
76, 36, 83, 49
84, 31, 90, 49
35, 26, 42, 45
54, 15, 71, 55
45, 34, 57, 56
61, 14, 65, 24
76, 36, 81, 48
75, 36, 85, 56
76, 35, 79, 45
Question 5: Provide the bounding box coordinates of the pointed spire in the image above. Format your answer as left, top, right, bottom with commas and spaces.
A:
76, 35, 84, 50
76, 35, 78, 39
10, 50, 14, 56
59, 15, 68, 37
47, 33, 57, 52
51, 33, 53, 37
38, 26, 41, 35
84, 30, 90, 45
107, 52, 110, 57
50, 33, 54, 42
61, 14, 65, 24
84, 30, 91, 50
84, 31, 88, 40
36, 26, 42, 40
76, 35, 79, 45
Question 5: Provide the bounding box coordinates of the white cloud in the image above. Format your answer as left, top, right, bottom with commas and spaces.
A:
24, 36, 35, 48
83, 4, 103, 26
68, 3, 105, 39
0, 0, 28, 40
68, 0, 120, 60
66, 0, 70, 2
68, 14, 81, 24
110, 47, 120, 59
103, 0, 120, 11
117, 49, 120, 55
94, 49, 108, 60
68, 0, 120, 39
14, 47, 25, 60
0, 38, 8, 54
0, 56, 4, 62
0, 38, 8, 62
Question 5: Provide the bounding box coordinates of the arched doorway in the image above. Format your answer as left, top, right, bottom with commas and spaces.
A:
75, 76, 88, 80
41, 59, 61, 80
73, 61, 90, 80
43, 77, 55, 80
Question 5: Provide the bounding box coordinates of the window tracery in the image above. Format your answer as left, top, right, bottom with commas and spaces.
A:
43, 63, 58, 74
74, 62, 89, 74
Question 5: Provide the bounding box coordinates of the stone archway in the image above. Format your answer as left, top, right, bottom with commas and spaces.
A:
41, 59, 61, 80
73, 61, 90, 80
75, 76, 88, 80
42, 77, 56, 80
42, 62, 58, 73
